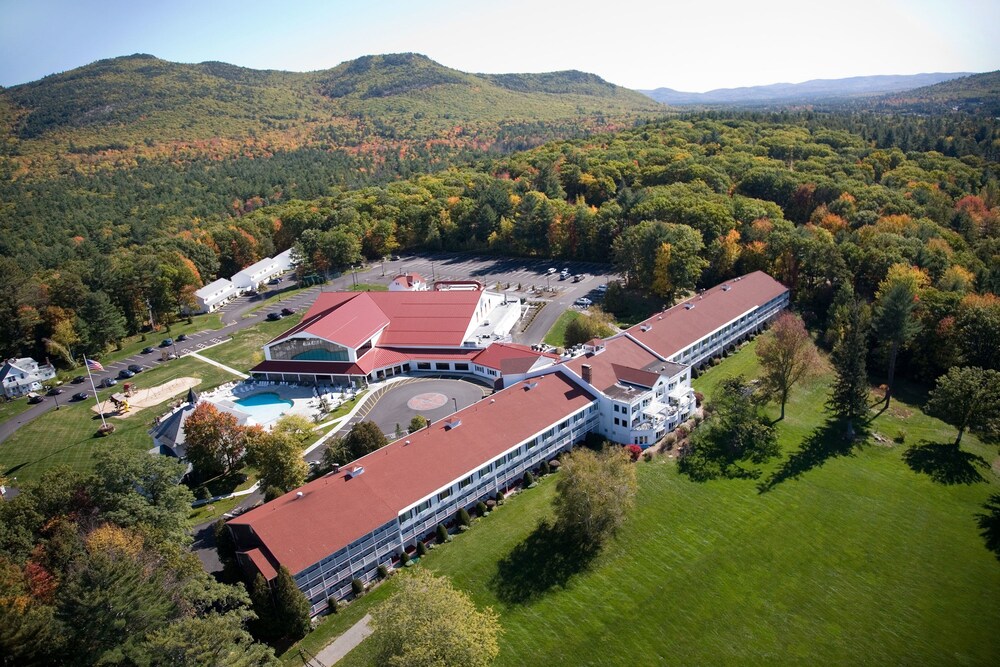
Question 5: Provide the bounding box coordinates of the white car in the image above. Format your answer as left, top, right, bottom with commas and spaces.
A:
597, 284, 608, 292
546, 267, 557, 274
575, 297, 593, 307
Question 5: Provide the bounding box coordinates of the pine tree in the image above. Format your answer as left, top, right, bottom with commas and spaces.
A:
873, 271, 923, 408
828, 298, 870, 438
272, 566, 311, 641
248, 574, 277, 642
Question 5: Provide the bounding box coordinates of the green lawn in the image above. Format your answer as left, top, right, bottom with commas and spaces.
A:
200, 314, 304, 372
0, 355, 233, 484
327, 340, 999, 666
350, 283, 388, 292
543, 310, 581, 347
0, 397, 34, 424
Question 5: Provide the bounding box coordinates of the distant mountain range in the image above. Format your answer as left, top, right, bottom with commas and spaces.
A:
639, 72, 974, 105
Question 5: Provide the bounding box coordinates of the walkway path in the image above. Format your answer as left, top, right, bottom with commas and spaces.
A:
186, 351, 249, 379
313, 614, 373, 666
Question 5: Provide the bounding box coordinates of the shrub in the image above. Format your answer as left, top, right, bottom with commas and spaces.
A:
664, 432, 677, 447
377, 564, 389, 579
456, 507, 471, 527
522, 471, 534, 487
540, 460, 551, 476
693, 414, 703, 426
408, 415, 427, 433
495, 490, 505, 504
549, 459, 561, 470
351, 578, 365, 598
416, 540, 428, 557
643, 451, 653, 462
694, 391, 704, 406
459, 525, 471, 532
485, 499, 497, 510
264, 485, 285, 502
676, 424, 690, 438
327, 596, 339, 614
626, 444, 642, 461
399, 551, 410, 566
436, 523, 449, 544
194, 485, 211, 501
894, 429, 907, 444
476, 501, 488, 516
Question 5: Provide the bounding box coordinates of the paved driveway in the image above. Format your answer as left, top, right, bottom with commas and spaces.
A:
361, 378, 489, 436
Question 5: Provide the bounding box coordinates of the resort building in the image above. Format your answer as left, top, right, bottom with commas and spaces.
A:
249, 288, 524, 385
388, 272, 429, 291
0, 357, 56, 398
231, 249, 295, 291
193, 278, 240, 314
228, 271, 789, 614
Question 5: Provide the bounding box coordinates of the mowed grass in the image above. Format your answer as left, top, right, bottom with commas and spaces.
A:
200, 314, 304, 371
543, 310, 582, 347
334, 340, 999, 666
0, 355, 234, 484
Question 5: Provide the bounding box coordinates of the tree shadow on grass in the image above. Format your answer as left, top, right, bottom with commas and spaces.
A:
902, 441, 988, 485
976, 494, 1000, 562
490, 520, 598, 605
758, 418, 861, 493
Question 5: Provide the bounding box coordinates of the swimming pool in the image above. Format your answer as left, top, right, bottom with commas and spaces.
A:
235, 392, 293, 425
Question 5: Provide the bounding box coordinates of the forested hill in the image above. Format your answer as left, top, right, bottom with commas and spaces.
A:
868, 70, 1000, 115
0, 52, 662, 173
639, 72, 972, 106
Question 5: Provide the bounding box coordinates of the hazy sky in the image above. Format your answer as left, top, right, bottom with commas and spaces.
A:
1, 0, 997, 90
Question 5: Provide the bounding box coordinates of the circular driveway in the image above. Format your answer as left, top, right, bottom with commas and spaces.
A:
365, 378, 488, 436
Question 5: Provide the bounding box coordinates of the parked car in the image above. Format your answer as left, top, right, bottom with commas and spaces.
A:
27, 393, 44, 404
280, 307, 296, 316
160, 338, 173, 347
127, 364, 144, 374
118, 369, 135, 379
46, 387, 64, 396
99, 378, 118, 388
71, 375, 86, 384
575, 297, 593, 307
176, 334, 187, 342
572, 274, 584, 283
268, 277, 281, 285
72, 391, 89, 401
558, 272, 568, 280
165, 352, 178, 360
141, 346, 154, 354
597, 283, 608, 292
546, 267, 557, 275
266, 312, 283, 321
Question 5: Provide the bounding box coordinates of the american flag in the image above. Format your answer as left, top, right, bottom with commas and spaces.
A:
85, 358, 104, 372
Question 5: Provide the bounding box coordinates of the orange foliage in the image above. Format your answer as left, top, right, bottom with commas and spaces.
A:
23, 562, 57, 602
86, 524, 144, 559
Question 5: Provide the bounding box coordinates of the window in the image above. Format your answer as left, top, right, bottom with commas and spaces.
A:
505, 451, 516, 463
437, 488, 452, 501
614, 404, 620, 413
416, 499, 431, 514
416, 362, 431, 370
455, 363, 469, 371
614, 417, 620, 426
478, 463, 493, 477
459, 476, 473, 489
435, 362, 450, 371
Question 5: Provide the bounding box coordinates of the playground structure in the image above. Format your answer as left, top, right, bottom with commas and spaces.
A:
108, 382, 136, 414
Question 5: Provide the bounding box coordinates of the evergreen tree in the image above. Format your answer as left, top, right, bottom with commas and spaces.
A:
248, 574, 277, 642
272, 566, 311, 641
873, 268, 924, 407
828, 298, 871, 438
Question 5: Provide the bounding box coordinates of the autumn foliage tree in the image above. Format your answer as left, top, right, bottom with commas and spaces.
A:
756, 312, 820, 420
183, 402, 249, 478
553, 446, 637, 545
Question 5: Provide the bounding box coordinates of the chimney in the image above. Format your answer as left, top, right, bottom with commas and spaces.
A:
581, 364, 592, 384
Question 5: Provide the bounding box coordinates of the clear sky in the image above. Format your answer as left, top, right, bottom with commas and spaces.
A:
1, 0, 997, 90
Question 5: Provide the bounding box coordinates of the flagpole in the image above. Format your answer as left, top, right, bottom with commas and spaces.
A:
83, 355, 108, 429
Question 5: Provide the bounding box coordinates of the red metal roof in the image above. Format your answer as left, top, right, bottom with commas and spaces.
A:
251, 359, 366, 376
626, 272, 787, 360
390, 273, 425, 289
564, 336, 661, 393
368, 291, 484, 347
472, 343, 559, 372
229, 371, 596, 574
244, 548, 277, 581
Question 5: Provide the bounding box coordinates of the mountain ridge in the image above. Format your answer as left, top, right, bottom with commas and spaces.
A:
639, 72, 974, 105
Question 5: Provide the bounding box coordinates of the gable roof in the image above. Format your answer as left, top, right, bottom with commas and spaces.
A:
626, 271, 787, 360
563, 336, 662, 394
471, 343, 559, 373
229, 370, 596, 574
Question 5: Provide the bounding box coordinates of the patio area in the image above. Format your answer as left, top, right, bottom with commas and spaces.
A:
202, 379, 357, 428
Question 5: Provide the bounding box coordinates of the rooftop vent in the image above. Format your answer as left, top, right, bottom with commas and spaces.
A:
722, 285, 731, 291
346, 466, 365, 479
444, 419, 462, 430
295, 491, 304, 499
524, 382, 539, 391
640, 324, 652, 332
685, 304, 696, 310
657, 316, 663, 320
490, 398, 496, 404
404, 440, 411, 446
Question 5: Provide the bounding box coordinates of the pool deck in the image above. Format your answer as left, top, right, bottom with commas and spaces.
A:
204, 381, 354, 428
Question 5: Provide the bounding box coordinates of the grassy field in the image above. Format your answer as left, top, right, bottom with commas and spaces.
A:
200, 314, 304, 371
0, 355, 234, 484
0, 397, 34, 424
543, 310, 582, 347
321, 340, 999, 666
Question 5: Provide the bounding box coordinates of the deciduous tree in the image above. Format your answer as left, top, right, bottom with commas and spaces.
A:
756, 312, 820, 420
342, 421, 388, 461
553, 446, 637, 545
370, 569, 501, 667
925, 366, 1000, 447
873, 265, 926, 407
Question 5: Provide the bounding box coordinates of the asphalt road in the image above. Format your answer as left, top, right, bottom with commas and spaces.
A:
0, 253, 615, 445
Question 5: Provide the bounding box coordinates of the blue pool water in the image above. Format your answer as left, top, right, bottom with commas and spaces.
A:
235, 392, 293, 424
